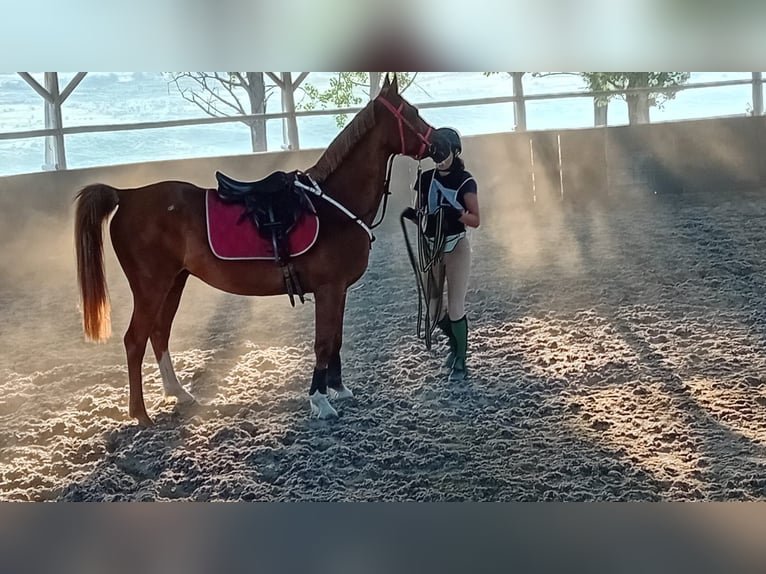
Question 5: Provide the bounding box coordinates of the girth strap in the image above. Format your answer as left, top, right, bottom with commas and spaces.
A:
216, 171, 310, 306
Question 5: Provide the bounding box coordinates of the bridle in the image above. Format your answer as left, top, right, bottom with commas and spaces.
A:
357, 94, 435, 232
376, 95, 434, 160
298, 94, 435, 243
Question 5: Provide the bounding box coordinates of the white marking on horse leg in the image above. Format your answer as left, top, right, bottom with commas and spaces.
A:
328, 384, 354, 400
309, 391, 338, 419
159, 351, 195, 404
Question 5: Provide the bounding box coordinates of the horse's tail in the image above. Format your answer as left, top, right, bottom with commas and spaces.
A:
74, 184, 120, 342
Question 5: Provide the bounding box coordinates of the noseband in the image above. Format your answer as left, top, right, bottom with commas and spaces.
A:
377, 96, 433, 159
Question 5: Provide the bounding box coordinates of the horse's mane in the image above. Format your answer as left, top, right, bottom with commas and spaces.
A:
306, 100, 377, 183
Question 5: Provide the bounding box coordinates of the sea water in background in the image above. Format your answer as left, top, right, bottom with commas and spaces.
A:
0, 72, 758, 177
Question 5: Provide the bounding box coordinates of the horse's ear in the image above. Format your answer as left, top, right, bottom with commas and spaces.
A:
381, 74, 391, 91
391, 73, 399, 93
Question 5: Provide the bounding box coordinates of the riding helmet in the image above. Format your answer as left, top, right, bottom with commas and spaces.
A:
429, 127, 462, 163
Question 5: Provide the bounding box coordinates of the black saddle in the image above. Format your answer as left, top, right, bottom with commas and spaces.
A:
216, 170, 292, 197
215, 170, 314, 307
215, 170, 313, 233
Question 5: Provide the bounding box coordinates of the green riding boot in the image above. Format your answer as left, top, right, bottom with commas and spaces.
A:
436, 314, 457, 368
448, 315, 468, 382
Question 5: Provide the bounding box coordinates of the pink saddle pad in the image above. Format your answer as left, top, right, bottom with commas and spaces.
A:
206, 189, 319, 260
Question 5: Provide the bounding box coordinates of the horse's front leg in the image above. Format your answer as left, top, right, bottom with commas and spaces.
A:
310, 284, 346, 419
327, 290, 354, 400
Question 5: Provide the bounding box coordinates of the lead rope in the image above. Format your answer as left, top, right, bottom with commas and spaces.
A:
401, 163, 447, 349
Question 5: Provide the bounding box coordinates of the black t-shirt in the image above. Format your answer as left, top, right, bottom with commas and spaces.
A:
413, 167, 478, 236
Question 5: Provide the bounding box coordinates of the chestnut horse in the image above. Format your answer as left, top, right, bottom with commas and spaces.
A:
74, 74, 436, 426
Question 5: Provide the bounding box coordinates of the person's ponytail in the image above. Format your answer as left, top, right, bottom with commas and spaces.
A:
450, 156, 465, 172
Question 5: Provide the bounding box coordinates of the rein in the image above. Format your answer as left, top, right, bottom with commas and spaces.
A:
295, 156, 393, 244
294, 173, 375, 242
400, 161, 447, 349
367, 154, 396, 230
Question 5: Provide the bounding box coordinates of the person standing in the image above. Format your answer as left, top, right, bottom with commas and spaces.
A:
412, 127, 480, 381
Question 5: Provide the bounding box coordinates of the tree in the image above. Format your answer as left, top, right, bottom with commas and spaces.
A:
580, 73, 691, 125
298, 72, 417, 128
167, 72, 273, 152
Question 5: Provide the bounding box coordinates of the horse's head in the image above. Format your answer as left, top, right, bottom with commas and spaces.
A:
374, 73, 436, 161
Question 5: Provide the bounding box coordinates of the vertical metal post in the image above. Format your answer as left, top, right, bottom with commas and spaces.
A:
557, 133, 564, 201
44, 73, 66, 170
20, 72, 86, 171
752, 72, 763, 116
281, 72, 300, 150
604, 123, 611, 199
369, 72, 382, 100
512, 72, 527, 132
246, 72, 267, 152
529, 138, 536, 203
594, 100, 608, 126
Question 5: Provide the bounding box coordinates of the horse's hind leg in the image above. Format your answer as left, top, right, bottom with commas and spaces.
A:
150, 271, 195, 405
124, 276, 176, 427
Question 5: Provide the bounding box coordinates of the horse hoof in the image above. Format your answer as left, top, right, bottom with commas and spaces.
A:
136, 414, 155, 428
309, 391, 339, 419
328, 385, 354, 400
174, 390, 196, 405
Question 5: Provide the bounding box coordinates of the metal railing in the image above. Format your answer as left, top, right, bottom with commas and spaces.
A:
1, 73, 763, 174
